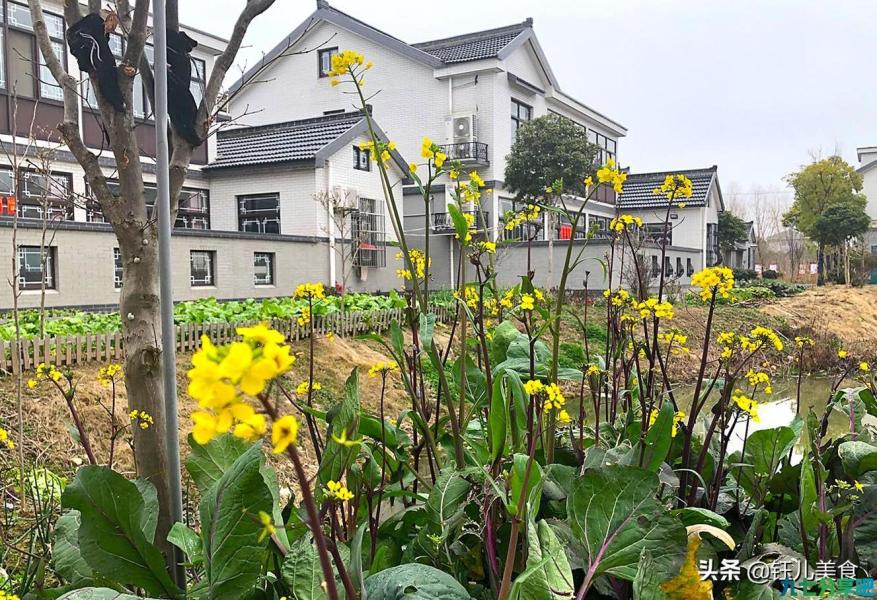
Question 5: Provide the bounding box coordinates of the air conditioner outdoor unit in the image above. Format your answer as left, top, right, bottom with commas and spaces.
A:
447, 114, 476, 144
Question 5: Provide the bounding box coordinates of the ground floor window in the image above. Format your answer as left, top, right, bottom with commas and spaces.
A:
254, 252, 275, 285
190, 250, 215, 287
113, 248, 123, 289
18, 245, 56, 290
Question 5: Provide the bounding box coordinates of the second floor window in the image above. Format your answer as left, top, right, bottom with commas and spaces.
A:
190, 250, 215, 287
88, 181, 209, 228
318, 47, 338, 77
4, 3, 66, 100
511, 99, 532, 143
588, 130, 617, 165
238, 193, 280, 234
18, 245, 56, 290
353, 146, 370, 171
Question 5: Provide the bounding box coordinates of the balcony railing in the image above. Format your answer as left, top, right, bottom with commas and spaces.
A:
438, 141, 489, 166
432, 210, 487, 232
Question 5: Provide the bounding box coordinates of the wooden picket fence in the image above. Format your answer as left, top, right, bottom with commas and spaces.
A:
0, 306, 453, 375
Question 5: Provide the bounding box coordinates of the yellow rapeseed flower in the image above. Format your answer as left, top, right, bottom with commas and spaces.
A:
257, 511, 276, 543
271, 415, 299, 454
326, 480, 355, 502
691, 266, 734, 301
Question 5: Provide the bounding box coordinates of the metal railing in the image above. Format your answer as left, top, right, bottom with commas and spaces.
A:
438, 141, 489, 165
432, 210, 487, 232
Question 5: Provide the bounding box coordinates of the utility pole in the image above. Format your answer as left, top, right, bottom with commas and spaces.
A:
153, 0, 186, 587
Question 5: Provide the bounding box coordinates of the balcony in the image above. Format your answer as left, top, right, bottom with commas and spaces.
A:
439, 142, 489, 167
432, 210, 488, 233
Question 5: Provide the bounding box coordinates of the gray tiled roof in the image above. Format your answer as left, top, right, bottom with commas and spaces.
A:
412, 21, 530, 63
207, 112, 364, 169
617, 167, 717, 209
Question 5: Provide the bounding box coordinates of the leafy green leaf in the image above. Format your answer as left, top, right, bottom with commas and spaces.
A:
281, 539, 326, 600
57, 589, 158, 600
364, 563, 471, 599
632, 550, 669, 600
515, 520, 574, 600
733, 423, 801, 504
672, 507, 731, 529
167, 523, 202, 565
640, 402, 675, 471
185, 433, 251, 493
200, 443, 273, 599
426, 469, 472, 530
61, 466, 181, 598
52, 510, 92, 583
567, 465, 686, 582
447, 203, 470, 246
489, 372, 509, 462
838, 440, 877, 478
510, 454, 543, 517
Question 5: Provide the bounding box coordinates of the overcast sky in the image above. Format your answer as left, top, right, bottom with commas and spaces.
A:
181, 0, 877, 211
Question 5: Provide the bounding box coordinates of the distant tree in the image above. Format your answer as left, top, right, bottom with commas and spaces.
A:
717, 211, 750, 254
504, 113, 599, 199
784, 156, 865, 285
811, 202, 870, 286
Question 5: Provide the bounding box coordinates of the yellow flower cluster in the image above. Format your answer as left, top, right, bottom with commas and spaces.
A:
27, 362, 63, 388
460, 171, 486, 204
596, 158, 628, 194
296, 381, 322, 396
326, 480, 355, 502
358, 139, 397, 165
421, 137, 447, 168
294, 282, 326, 300
188, 324, 295, 447
477, 240, 497, 254
395, 248, 430, 281
652, 174, 694, 200
585, 364, 602, 377
744, 369, 773, 394
648, 408, 686, 437
257, 510, 276, 542
457, 212, 477, 244
732, 391, 761, 422
368, 360, 399, 378
520, 293, 535, 311
297, 306, 311, 327
657, 331, 690, 355
794, 336, 814, 348
861, 362, 870, 372
749, 326, 784, 352
609, 214, 643, 233
603, 288, 632, 308
326, 49, 371, 87
838, 350, 848, 359
504, 203, 541, 231
691, 266, 734, 301
129, 409, 154, 430
0, 591, 22, 600
523, 380, 566, 412
97, 363, 123, 386
0, 426, 14, 450
271, 415, 299, 454
636, 297, 674, 320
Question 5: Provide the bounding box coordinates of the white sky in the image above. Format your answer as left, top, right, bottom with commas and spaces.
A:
181, 0, 877, 210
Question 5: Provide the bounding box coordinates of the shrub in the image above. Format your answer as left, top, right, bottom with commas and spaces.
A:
762, 269, 780, 279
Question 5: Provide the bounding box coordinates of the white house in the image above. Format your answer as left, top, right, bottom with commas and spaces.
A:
857, 145, 877, 283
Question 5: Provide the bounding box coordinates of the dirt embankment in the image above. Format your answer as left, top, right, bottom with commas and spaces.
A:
758, 285, 877, 346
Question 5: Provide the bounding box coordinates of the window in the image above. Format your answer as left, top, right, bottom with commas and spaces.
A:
254, 252, 275, 285
686, 258, 694, 276
0, 30, 6, 89
190, 57, 206, 107
113, 248, 123, 288
664, 256, 673, 277
641, 223, 672, 246
238, 193, 280, 234
511, 99, 532, 142
18, 245, 55, 290
587, 215, 611, 239
353, 146, 370, 171
177, 189, 210, 229
706, 223, 720, 266
91, 181, 209, 228
588, 130, 617, 165
353, 197, 386, 268
6, 3, 65, 100
190, 250, 215, 287
676, 257, 683, 277
318, 47, 338, 77
650, 255, 660, 277
15, 170, 73, 220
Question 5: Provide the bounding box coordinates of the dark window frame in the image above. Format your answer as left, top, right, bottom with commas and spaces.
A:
318, 47, 338, 77
352, 196, 386, 268
238, 193, 280, 234
190, 250, 215, 287
18, 244, 56, 290
4, 2, 66, 101
353, 146, 370, 171
511, 98, 532, 142
113, 247, 123, 288
253, 251, 275, 286
89, 180, 210, 228
0, 168, 76, 221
